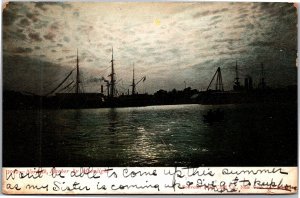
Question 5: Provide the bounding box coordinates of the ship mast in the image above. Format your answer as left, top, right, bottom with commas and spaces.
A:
109, 47, 115, 97
215, 67, 224, 91
235, 61, 240, 85
260, 63, 266, 89
131, 64, 136, 95
233, 60, 241, 90
76, 49, 79, 94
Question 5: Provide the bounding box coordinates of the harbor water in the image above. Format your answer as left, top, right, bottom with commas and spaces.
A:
3, 103, 297, 167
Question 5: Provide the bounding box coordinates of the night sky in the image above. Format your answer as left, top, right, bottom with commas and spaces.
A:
3, 2, 297, 95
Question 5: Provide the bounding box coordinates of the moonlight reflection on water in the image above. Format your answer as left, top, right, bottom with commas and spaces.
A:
3, 103, 297, 167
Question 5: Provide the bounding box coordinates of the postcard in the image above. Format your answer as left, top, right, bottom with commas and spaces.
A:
2, 1, 298, 194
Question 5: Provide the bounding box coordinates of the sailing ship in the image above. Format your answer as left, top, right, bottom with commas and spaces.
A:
47, 49, 105, 109
42, 47, 151, 108
96, 48, 149, 107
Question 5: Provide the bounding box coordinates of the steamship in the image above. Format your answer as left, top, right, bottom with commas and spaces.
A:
197, 61, 296, 105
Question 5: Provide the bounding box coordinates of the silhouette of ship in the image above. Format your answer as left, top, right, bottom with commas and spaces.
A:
197, 62, 296, 105
101, 49, 152, 107
47, 49, 105, 108
50, 48, 150, 108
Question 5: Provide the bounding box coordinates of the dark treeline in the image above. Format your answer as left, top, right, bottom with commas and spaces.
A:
153, 87, 199, 105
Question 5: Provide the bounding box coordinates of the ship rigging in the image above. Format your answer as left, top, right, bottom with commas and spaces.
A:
130, 63, 146, 95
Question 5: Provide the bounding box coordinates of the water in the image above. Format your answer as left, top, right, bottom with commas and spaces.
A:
3, 103, 297, 167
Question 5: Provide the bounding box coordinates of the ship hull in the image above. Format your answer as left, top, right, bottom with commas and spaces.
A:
197, 88, 297, 105
55, 93, 105, 109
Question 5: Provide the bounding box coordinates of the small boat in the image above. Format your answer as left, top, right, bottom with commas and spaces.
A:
203, 109, 224, 122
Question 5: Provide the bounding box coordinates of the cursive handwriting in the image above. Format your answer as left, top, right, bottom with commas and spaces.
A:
183, 167, 215, 177
53, 181, 90, 192
70, 167, 101, 179
111, 183, 160, 191
6, 168, 44, 180
222, 168, 288, 176
3, 167, 297, 194
123, 168, 157, 178
254, 178, 297, 192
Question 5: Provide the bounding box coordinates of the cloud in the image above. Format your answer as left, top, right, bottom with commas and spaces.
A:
34, 3, 48, 11
251, 3, 260, 9
2, 2, 297, 93
211, 15, 221, 20
28, 32, 42, 42
50, 22, 59, 30
3, 6, 22, 26
3, 55, 71, 94
33, 20, 49, 29
26, 12, 39, 22
215, 38, 242, 44
66, 55, 76, 59
63, 36, 70, 42
209, 20, 222, 26
60, 3, 72, 9
73, 11, 79, 17
14, 47, 33, 53
19, 18, 30, 27
238, 13, 248, 19
35, 2, 72, 10
193, 11, 210, 18
212, 8, 229, 14
5, 30, 27, 40
44, 32, 56, 41
204, 35, 213, 39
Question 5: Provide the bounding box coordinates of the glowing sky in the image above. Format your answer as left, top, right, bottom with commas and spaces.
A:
3, 2, 297, 95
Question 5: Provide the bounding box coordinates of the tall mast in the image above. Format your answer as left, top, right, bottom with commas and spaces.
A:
76, 49, 79, 94
110, 47, 115, 97
260, 63, 265, 89
215, 67, 224, 91
233, 60, 241, 90
261, 63, 264, 80
235, 60, 239, 82
132, 63, 135, 95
